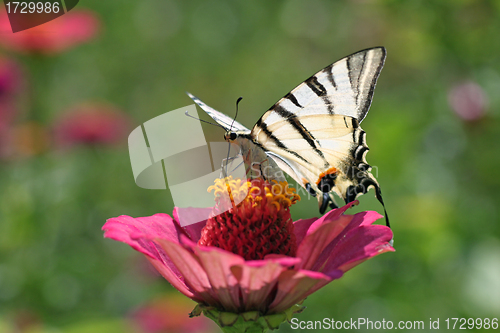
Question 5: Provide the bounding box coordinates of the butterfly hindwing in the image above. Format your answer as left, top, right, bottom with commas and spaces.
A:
250, 47, 386, 212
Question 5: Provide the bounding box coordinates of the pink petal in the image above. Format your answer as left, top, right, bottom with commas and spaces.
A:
102, 214, 187, 258
193, 246, 246, 312
296, 215, 353, 270
323, 225, 394, 273
310, 210, 384, 272
269, 269, 342, 313
146, 257, 199, 302
102, 214, 196, 302
173, 207, 210, 241
292, 201, 358, 246
262, 255, 302, 266
305, 201, 358, 235
292, 217, 317, 246
103, 215, 175, 257
155, 239, 221, 308
230, 257, 301, 312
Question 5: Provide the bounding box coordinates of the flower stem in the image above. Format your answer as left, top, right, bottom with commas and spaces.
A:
220, 324, 269, 333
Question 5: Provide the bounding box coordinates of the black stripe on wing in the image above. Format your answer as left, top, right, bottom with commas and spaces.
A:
285, 92, 302, 108
306, 76, 327, 96
273, 104, 329, 169
346, 50, 366, 107
323, 65, 338, 89
254, 118, 310, 165
305, 76, 334, 114
354, 146, 369, 161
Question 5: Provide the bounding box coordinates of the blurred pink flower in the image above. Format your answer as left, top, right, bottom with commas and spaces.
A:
130, 294, 217, 333
103, 178, 393, 330
0, 9, 99, 55
448, 81, 488, 121
53, 103, 133, 147
0, 56, 23, 129
0, 56, 22, 96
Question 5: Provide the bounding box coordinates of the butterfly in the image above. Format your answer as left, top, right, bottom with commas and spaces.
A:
188, 47, 388, 225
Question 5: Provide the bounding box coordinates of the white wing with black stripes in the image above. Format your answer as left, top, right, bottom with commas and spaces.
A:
188, 47, 388, 223
187, 92, 250, 132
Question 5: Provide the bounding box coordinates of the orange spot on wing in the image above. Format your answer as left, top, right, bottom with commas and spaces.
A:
316, 167, 338, 185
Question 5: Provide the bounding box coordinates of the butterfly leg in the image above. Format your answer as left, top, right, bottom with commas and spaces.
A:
258, 159, 269, 181
220, 156, 241, 178
304, 181, 317, 197
247, 160, 267, 180
319, 193, 330, 214
319, 192, 339, 214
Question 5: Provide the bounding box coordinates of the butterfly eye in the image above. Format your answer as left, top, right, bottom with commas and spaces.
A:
224, 132, 237, 141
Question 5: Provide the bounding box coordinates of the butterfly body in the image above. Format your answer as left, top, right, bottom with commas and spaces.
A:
188, 47, 388, 221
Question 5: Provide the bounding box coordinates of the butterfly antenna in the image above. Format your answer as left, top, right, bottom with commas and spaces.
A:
224, 97, 243, 200
185, 111, 226, 130
229, 97, 243, 132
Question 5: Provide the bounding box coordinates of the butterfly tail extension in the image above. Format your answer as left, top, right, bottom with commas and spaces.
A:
345, 178, 390, 228
374, 184, 393, 246
374, 186, 390, 228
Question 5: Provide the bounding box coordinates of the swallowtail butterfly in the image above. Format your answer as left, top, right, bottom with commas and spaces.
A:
188, 47, 388, 224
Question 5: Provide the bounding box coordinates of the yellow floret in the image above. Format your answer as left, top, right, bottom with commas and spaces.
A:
209, 176, 301, 210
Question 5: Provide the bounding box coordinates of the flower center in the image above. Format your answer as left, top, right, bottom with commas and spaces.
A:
198, 177, 300, 260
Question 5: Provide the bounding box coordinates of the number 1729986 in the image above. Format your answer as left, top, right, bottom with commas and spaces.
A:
5, 1, 60, 14
445, 318, 498, 330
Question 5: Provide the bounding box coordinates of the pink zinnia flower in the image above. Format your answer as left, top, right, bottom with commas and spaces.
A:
0, 9, 99, 55
52, 103, 133, 147
448, 81, 489, 122
103, 178, 394, 331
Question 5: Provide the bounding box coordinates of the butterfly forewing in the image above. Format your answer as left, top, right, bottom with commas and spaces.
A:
187, 92, 250, 132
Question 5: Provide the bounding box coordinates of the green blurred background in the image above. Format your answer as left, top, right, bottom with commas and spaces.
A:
1, 0, 499, 332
